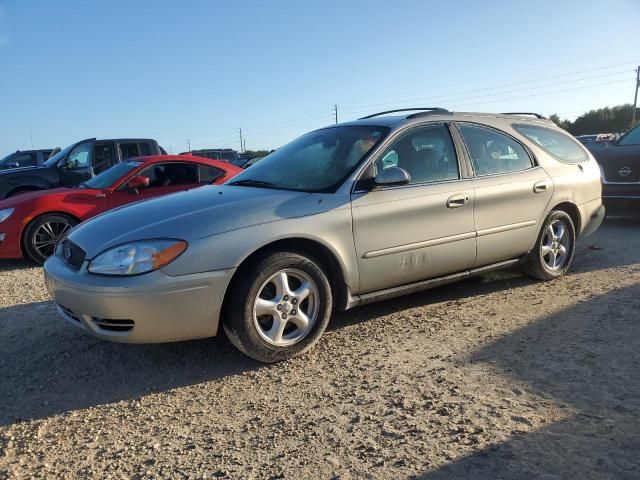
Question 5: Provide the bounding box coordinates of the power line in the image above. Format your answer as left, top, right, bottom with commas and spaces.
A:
340, 60, 640, 113
447, 77, 634, 110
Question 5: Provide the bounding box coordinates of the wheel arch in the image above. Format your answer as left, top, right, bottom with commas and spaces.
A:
20, 211, 82, 256
550, 201, 581, 235
222, 237, 351, 317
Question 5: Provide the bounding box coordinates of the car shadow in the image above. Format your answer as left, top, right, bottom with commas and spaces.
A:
0, 259, 38, 272
417, 282, 640, 480
0, 300, 263, 427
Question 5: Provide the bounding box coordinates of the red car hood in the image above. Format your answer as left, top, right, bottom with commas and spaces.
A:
0, 187, 97, 210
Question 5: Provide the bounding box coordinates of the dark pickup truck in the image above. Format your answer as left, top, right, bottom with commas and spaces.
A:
0, 148, 60, 170
0, 138, 165, 199
594, 124, 640, 215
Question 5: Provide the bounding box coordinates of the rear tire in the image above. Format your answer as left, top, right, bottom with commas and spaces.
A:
222, 251, 333, 363
23, 214, 78, 264
522, 210, 576, 280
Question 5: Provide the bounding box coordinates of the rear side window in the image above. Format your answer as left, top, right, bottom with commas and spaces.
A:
198, 164, 224, 183
513, 124, 587, 164
458, 124, 533, 176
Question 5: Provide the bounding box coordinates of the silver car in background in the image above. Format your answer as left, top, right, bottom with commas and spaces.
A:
44, 108, 604, 363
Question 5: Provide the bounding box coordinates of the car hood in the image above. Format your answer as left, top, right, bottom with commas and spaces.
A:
0, 187, 68, 208
68, 185, 334, 258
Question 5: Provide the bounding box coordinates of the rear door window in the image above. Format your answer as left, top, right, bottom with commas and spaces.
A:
93, 143, 117, 174
119, 143, 140, 160
139, 142, 152, 156
513, 124, 587, 164
457, 124, 533, 176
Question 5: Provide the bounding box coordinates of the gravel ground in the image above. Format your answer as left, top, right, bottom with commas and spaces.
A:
0, 218, 639, 479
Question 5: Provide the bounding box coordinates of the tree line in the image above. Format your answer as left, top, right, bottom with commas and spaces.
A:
549, 104, 637, 135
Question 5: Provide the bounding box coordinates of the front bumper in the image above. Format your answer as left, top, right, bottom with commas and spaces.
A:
602, 183, 640, 215
44, 255, 235, 343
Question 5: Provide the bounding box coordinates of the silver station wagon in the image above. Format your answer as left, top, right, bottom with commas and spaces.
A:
44, 108, 604, 362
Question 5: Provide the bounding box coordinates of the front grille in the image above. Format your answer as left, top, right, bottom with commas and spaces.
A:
60, 240, 86, 269
602, 164, 640, 183
91, 318, 135, 332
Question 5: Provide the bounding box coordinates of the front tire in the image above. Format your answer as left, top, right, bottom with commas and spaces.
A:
223, 251, 333, 363
522, 210, 576, 280
23, 214, 78, 264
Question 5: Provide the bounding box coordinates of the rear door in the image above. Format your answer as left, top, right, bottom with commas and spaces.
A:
456, 123, 553, 266
351, 123, 476, 293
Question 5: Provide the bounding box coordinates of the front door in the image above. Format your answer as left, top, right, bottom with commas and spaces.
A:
107, 161, 202, 209
351, 123, 476, 293
58, 141, 94, 186
456, 123, 554, 266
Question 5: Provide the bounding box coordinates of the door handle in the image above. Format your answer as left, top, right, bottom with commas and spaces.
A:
446, 193, 470, 208
95, 193, 106, 198
533, 180, 551, 193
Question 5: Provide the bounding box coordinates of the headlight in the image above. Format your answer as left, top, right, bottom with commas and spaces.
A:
0, 208, 14, 223
88, 239, 187, 276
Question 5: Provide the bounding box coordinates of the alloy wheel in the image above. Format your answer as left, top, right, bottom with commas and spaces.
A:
253, 268, 320, 346
32, 220, 73, 259
541, 219, 571, 270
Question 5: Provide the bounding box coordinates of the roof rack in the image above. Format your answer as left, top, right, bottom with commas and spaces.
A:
500, 112, 547, 120
359, 107, 450, 120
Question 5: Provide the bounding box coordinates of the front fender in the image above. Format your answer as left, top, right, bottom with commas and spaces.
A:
161, 206, 359, 293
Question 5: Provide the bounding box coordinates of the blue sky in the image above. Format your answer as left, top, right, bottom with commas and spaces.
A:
1, 0, 639, 155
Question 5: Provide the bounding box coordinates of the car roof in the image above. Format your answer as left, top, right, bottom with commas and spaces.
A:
323, 110, 557, 131
132, 154, 241, 171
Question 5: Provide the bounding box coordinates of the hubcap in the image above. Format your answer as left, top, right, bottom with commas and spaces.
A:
541, 219, 571, 270
32, 220, 73, 259
253, 268, 320, 347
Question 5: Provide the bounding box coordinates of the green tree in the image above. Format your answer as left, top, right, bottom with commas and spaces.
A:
549, 104, 634, 135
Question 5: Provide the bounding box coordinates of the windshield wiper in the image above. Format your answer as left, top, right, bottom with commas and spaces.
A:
228, 179, 278, 189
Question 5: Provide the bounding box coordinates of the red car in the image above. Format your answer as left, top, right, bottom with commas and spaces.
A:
0, 155, 241, 263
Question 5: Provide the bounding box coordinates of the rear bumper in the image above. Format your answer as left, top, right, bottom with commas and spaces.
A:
43, 255, 235, 343
578, 198, 605, 238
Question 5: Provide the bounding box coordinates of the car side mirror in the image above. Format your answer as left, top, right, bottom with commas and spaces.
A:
374, 166, 411, 187
5, 162, 19, 169
127, 175, 150, 192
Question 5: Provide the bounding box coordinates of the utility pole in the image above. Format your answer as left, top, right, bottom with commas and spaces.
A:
187, 139, 191, 152
29, 129, 34, 148
333, 104, 338, 124
632, 66, 640, 129
239, 128, 244, 153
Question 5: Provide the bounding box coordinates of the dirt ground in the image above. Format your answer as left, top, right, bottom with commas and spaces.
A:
0, 217, 639, 479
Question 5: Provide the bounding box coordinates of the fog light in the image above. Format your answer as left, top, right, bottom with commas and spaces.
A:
0, 233, 5, 242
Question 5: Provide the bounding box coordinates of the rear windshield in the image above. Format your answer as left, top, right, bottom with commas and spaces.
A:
513, 124, 587, 164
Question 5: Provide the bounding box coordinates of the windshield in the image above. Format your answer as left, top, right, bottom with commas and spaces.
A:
82, 161, 143, 189
618, 125, 640, 146
0, 153, 14, 166
42, 144, 75, 168
227, 126, 388, 192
